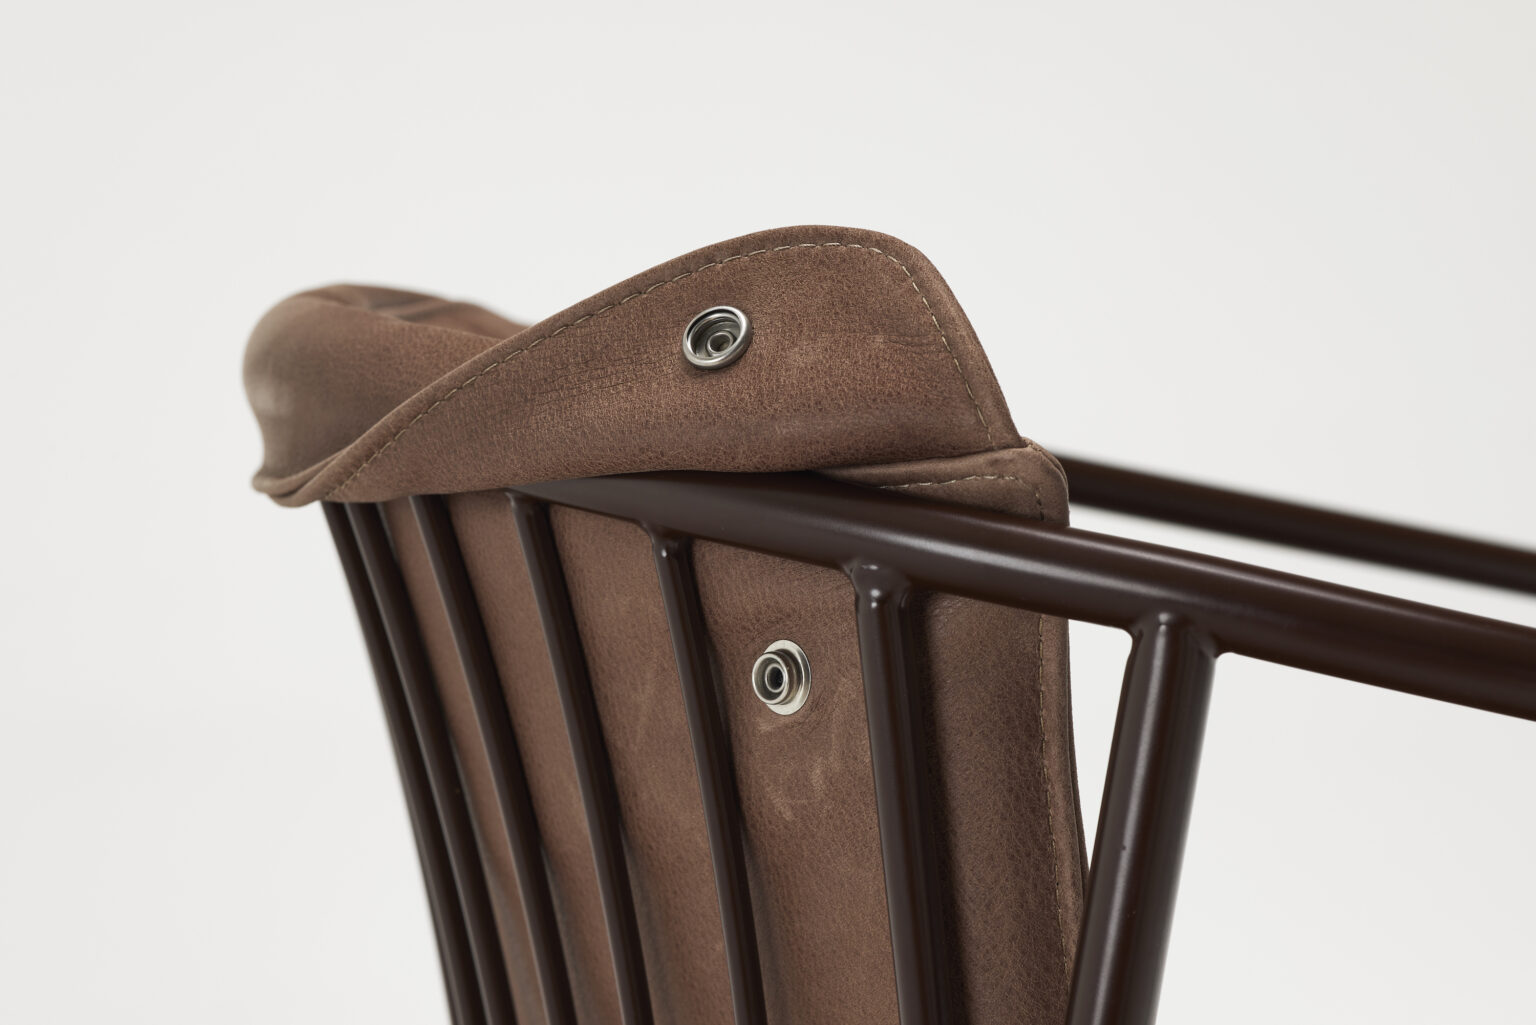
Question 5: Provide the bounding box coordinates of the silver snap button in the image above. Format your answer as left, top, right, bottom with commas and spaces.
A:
752, 640, 810, 715
683, 306, 751, 369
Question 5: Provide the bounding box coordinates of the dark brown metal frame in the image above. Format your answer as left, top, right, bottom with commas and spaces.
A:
323, 457, 1536, 1025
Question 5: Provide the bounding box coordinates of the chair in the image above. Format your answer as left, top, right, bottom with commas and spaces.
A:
244, 226, 1536, 1025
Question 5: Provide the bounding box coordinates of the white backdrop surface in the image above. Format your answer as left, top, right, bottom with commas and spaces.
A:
2, 2, 1532, 1022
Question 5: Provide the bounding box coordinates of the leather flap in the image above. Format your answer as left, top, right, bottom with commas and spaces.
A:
244, 226, 1022, 505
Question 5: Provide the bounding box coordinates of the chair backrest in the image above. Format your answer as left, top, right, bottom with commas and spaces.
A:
248, 227, 1088, 1025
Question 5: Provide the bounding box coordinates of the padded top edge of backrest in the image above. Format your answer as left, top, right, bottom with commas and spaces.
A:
244, 225, 1022, 506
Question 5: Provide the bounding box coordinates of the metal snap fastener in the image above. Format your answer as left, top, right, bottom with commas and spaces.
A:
683, 306, 751, 369
751, 640, 810, 715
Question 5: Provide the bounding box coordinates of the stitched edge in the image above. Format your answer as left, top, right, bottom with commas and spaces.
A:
324, 241, 995, 499
1027, 480, 1071, 992
880, 474, 1019, 489
881, 472, 1072, 995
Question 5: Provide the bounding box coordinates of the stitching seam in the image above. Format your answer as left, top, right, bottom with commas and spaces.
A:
1028, 478, 1071, 990
325, 241, 994, 498
879, 474, 1019, 489
887, 473, 1071, 990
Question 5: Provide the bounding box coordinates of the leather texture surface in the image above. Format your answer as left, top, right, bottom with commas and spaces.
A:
246, 226, 1086, 1023
245, 226, 1021, 505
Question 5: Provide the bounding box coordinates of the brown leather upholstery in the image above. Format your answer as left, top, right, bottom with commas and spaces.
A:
246, 226, 1086, 1024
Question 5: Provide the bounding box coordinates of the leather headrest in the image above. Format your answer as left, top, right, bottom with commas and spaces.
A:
245, 225, 1021, 506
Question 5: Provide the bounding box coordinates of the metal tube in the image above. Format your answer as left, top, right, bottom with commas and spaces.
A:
512, 473, 1536, 721
650, 532, 768, 1025
1057, 455, 1536, 596
343, 502, 517, 1025
850, 563, 952, 1025
412, 496, 579, 1025
324, 503, 484, 1025
1067, 615, 1217, 1025
508, 494, 654, 1025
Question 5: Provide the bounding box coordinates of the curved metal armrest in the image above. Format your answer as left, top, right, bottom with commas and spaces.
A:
1057, 454, 1536, 598
516, 471, 1536, 721
511, 468, 1536, 1025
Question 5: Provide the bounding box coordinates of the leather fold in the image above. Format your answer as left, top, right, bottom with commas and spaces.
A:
244, 225, 1022, 505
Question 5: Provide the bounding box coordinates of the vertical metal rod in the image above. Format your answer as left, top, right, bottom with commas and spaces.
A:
324, 503, 484, 1025
649, 532, 768, 1025
850, 562, 951, 1025
412, 496, 579, 1025
346, 502, 519, 1025
1067, 614, 1217, 1025
507, 493, 654, 1025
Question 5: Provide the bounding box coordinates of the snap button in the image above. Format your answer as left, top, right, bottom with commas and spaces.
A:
683, 306, 751, 369
751, 640, 810, 715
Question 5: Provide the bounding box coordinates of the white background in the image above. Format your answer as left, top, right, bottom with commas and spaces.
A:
2, 2, 1532, 1022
